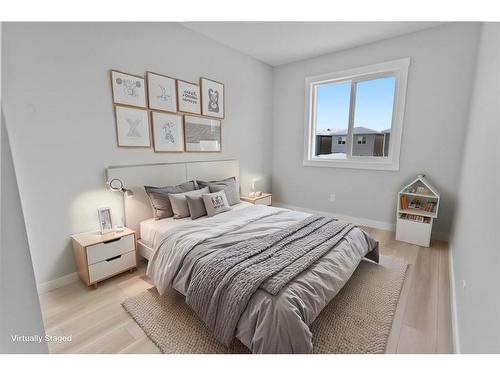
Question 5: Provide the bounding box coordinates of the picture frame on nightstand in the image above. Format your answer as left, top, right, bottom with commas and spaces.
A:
97, 207, 113, 234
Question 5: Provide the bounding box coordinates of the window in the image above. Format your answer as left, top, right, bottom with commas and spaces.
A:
304, 58, 410, 170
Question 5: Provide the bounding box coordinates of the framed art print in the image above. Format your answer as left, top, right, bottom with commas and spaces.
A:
184, 115, 221, 152
114, 105, 151, 148
98, 207, 113, 234
177, 80, 201, 114
151, 111, 184, 152
110, 70, 147, 108
200, 78, 225, 119
147, 72, 177, 113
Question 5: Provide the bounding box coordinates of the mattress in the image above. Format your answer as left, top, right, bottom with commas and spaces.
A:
139, 201, 253, 248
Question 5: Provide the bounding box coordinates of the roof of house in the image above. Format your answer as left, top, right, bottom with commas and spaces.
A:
317, 126, 392, 136
316, 128, 338, 136
400, 174, 440, 198
330, 126, 381, 136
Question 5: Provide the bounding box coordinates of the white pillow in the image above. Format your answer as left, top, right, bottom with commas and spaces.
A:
168, 187, 209, 219
202, 190, 231, 217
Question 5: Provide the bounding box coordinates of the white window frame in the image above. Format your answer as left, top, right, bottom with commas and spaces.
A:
303, 58, 410, 171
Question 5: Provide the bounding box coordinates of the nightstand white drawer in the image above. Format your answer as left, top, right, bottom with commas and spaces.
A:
88, 250, 136, 283
86, 234, 134, 265
255, 196, 272, 206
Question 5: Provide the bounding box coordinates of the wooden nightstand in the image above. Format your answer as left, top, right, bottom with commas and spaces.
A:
240, 193, 272, 206
71, 228, 137, 289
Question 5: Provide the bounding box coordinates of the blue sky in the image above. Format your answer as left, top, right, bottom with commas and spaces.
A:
316, 76, 396, 132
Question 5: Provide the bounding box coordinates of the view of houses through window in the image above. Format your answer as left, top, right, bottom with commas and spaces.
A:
314, 76, 396, 159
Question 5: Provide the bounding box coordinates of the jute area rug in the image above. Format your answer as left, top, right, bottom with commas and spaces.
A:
122, 256, 407, 354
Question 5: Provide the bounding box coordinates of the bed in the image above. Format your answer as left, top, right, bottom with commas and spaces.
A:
106, 160, 378, 354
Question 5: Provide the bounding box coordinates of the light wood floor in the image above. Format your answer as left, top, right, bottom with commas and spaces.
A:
38, 228, 453, 354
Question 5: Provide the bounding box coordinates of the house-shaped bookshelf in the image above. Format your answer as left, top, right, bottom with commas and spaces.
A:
396, 175, 440, 247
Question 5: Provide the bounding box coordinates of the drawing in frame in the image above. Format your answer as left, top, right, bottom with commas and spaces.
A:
98, 207, 113, 234
114, 105, 151, 148
177, 80, 201, 115
184, 115, 221, 152
200, 77, 225, 119
146, 71, 178, 113
151, 111, 184, 153
110, 70, 147, 108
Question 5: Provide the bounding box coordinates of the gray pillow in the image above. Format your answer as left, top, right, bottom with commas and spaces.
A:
169, 187, 209, 219
186, 195, 207, 220
197, 177, 240, 206
144, 181, 197, 220
202, 190, 231, 217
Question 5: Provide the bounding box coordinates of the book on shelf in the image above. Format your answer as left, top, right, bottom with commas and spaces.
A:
400, 213, 429, 223
400, 195, 408, 210
422, 202, 436, 213
401, 198, 436, 214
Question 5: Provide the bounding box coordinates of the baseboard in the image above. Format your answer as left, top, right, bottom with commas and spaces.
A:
433, 231, 450, 242
274, 202, 396, 232
274, 202, 449, 241
37, 272, 79, 294
448, 243, 461, 353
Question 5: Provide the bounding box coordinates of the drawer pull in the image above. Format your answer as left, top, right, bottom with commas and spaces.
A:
106, 255, 122, 262
103, 237, 121, 244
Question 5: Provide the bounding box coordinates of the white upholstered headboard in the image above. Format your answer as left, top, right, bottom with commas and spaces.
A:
105, 160, 239, 236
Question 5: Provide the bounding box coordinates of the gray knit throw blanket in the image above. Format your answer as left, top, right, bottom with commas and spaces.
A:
186, 216, 355, 346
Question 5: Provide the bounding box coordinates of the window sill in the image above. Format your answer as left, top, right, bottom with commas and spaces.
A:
303, 158, 399, 171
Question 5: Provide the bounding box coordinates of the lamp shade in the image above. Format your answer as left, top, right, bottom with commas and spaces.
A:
109, 178, 124, 192
109, 178, 134, 197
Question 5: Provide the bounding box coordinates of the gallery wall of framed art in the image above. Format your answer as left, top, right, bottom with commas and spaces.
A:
110, 69, 225, 153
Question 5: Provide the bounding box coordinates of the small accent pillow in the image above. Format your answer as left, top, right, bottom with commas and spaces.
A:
197, 177, 240, 206
202, 190, 231, 217
144, 181, 198, 220
186, 195, 207, 220
169, 187, 209, 219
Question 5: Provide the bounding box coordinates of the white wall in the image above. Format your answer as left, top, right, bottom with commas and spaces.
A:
449, 23, 500, 353
0, 115, 48, 353
272, 23, 481, 236
2, 23, 273, 285
0, 21, 48, 353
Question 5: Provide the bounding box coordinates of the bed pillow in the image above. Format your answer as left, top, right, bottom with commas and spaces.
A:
197, 177, 240, 206
186, 195, 207, 220
169, 187, 209, 219
202, 190, 231, 217
144, 181, 198, 220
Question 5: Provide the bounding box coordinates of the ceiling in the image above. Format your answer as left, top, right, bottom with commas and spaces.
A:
182, 22, 444, 66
